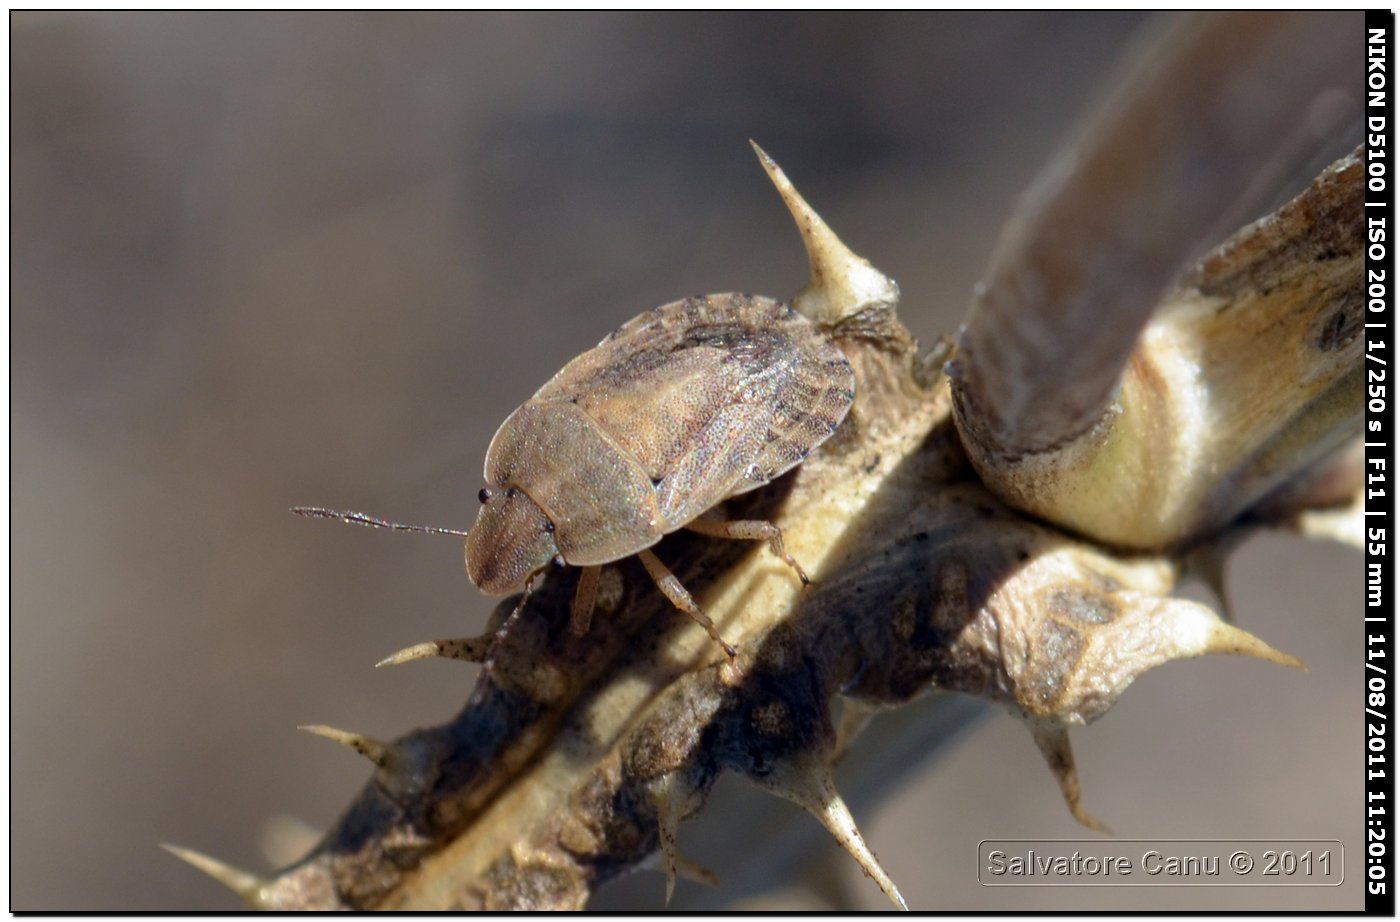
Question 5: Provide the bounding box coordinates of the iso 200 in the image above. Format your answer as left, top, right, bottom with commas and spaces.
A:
1261, 850, 1333, 876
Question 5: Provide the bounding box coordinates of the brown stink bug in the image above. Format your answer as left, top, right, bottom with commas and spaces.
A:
298, 291, 854, 657
467, 291, 853, 656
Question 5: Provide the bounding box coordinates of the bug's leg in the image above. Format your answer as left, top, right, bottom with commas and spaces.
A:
637, 548, 737, 659
683, 518, 810, 585
571, 566, 601, 636
482, 571, 537, 671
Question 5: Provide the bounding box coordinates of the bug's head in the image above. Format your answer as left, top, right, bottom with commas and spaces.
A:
466, 485, 559, 594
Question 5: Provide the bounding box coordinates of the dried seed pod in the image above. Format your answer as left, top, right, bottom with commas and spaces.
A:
467, 292, 855, 652
955, 146, 1363, 550
949, 12, 1359, 550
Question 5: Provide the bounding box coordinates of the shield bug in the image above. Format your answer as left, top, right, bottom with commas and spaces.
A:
302, 291, 851, 657
467, 292, 854, 655
298, 291, 854, 657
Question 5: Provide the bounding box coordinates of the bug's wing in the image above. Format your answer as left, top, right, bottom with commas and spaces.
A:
541, 330, 773, 484
741, 356, 854, 492
653, 397, 773, 528
537, 293, 855, 533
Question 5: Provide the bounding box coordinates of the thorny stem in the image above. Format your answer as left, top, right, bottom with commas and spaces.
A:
167, 11, 1361, 912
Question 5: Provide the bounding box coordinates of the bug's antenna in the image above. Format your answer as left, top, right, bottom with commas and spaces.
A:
291, 507, 471, 538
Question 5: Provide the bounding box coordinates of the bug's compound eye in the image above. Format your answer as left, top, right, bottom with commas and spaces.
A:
478, 488, 493, 504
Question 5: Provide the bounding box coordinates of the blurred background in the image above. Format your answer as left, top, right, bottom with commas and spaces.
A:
12, 11, 1364, 910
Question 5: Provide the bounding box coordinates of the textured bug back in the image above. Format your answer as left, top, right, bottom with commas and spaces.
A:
483, 399, 662, 566
535, 293, 855, 530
